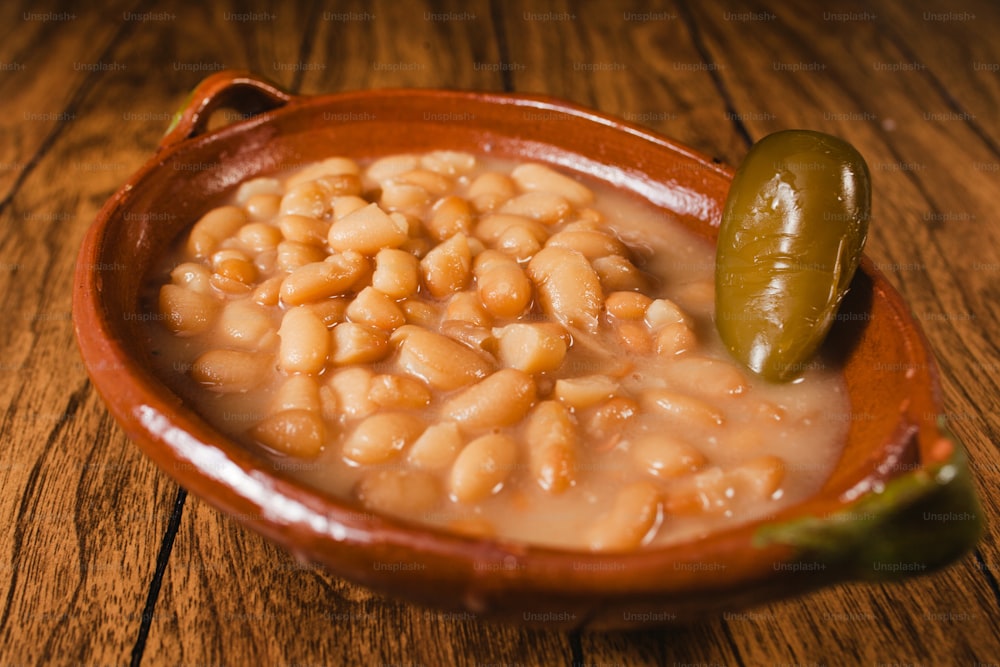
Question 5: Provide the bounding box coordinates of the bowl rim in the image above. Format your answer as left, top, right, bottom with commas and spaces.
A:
72, 71, 979, 622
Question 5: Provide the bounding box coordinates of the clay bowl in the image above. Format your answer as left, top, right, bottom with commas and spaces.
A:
73, 71, 981, 629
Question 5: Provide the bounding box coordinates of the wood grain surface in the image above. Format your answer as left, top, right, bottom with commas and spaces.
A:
2, 0, 998, 664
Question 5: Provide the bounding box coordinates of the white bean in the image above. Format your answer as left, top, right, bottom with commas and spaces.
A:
527, 246, 602, 334
278, 307, 329, 374
328, 203, 409, 254
525, 401, 577, 493
449, 433, 519, 503
342, 412, 425, 465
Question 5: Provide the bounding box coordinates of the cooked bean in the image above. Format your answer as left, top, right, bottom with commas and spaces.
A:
495, 224, 544, 261
250, 409, 325, 458
330, 322, 390, 365
276, 240, 327, 272
664, 458, 784, 516
320, 173, 364, 197
278, 307, 329, 374
278, 214, 330, 246
466, 171, 516, 212
187, 206, 248, 257
449, 433, 519, 503
661, 356, 747, 398
326, 367, 376, 419
731, 455, 785, 500
380, 181, 431, 210
372, 248, 420, 299
407, 421, 462, 470
346, 286, 406, 331
392, 325, 493, 390
342, 412, 425, 465
553, 374, 619, 410
211, 248, 249, 264
586, 481, 662, 551
499, 192, 572, 224
615, 321, 653, 354
366, 154, 419, 184
583, 396, 640, 450
420, 233, 471, 298
645, 298, 688, 330
525, 401, 577, 493
473, 250, 532, 318
274, 374, 322, 413
399, 299, 439, 328
592, 255, 650, 292
420, 150, 476, 176
655, 322, 696, 357
356, 468, 442, 518
235, 177, 282, 203
245, 194, 281, 221
395, 169, 452, 195
331, 195, 369, 219
252, 249, 277, 276
399, 234, 432, 259
527, 246, 602, 334
169, 262, 212, 294
474, 213, 547, 245
427, 195, 473, 241
279, 253, 367, 305
663, 467, 730, 515
238, 222, 283, 253
641, 389, 724, 428
545, 229, 627, 260
444, 291, 492, 327
441, 369, 536, 428
286, 157, 361, 189
216, 299, 276, 350
368, 373, 431, 409
209, 272, 251, 295
210, 252, 255, 288
495, 323, 567, 374
212, 255, 257, 289
307, 297, 349, 327
328, 203, 409, 254
159, 284, 220, 336
279, 179, 333, 218
605, 291, 653, 320
190, 349, 271, 393
439, 322, 497, 355
630, 434, 707, 479
511, 163, 594, 206
251, 276, 283, 306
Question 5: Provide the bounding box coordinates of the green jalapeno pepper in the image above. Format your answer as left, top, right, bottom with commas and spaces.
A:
715, 130, 871, 382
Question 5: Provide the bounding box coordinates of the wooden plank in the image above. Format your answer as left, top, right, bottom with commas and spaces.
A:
0, 0, 141, 205
873, 0, 1000, 154
0, 22, 182, 660
299, 0, 504, 92
491, 0, 749, 164
152, 496, 570, 666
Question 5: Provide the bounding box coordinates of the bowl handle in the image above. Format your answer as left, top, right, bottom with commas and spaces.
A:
160, 70, 293, 150
753, 420, 983, 581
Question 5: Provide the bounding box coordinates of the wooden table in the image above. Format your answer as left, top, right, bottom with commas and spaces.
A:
3, 0, 999, 664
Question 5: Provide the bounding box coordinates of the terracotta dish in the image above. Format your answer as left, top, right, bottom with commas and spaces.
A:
73, 71, 981, 628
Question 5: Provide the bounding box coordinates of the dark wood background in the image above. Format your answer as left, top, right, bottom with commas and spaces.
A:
2, 0, 998, 664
